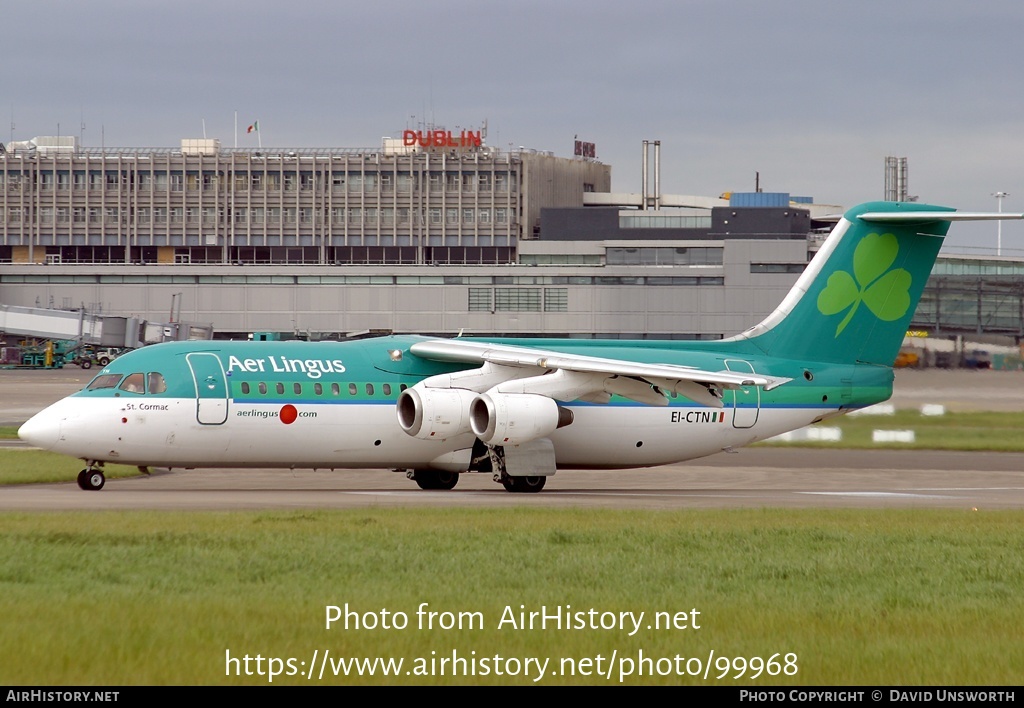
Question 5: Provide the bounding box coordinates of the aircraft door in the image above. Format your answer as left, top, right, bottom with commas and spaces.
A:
724, 359, 760, 429
186, 352, 229, 425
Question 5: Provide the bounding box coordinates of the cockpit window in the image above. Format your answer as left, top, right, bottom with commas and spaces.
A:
119, 373, 146, 394
148, 372, 167, 394
87, 374, 123, 391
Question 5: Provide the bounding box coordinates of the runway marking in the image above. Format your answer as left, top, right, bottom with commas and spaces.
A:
799, 491, 957, 499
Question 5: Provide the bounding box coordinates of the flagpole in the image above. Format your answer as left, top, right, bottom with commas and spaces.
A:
234, 111, 237, 148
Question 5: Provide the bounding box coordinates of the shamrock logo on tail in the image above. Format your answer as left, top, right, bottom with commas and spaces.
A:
816, 233, 912, 337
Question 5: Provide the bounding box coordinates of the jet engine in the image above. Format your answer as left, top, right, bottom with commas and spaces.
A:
469, 392, 573, 446
396, 387, 477, 440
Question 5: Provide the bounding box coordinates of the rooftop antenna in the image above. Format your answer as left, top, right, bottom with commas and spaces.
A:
202, 118, 207, 139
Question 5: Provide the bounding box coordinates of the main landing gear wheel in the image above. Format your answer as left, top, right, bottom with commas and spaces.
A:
77, 468, 105, 491
409, 469, 460, 491
501, 475, 546, 493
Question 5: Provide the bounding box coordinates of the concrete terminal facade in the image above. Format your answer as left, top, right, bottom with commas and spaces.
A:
2, 134, 1023, 341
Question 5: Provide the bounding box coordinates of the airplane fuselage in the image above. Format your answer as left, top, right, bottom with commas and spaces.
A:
21, 336, 891, 472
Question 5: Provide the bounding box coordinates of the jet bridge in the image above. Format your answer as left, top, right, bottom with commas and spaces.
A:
0, 303, 213, 348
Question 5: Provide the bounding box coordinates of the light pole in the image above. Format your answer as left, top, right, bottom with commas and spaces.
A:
994, 191, 1009, 256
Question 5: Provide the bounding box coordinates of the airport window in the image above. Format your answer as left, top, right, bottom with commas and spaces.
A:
397, 174, 413, 193
750, 263, 806, 274
366, 383, 374, 396
314, 383, 323, 396
119, 373, 145, 394
87, 374, 123, 391
148, 373, 167, 394
170, 174, 183, 192
348, 174, 362, 192
478, 174, 491, 192
463, 209, 475, 224
468, 287, 492, 311
293, 383, 302, 395
446, 173, 460, 192
429, 172, 442, 190
380, 173, 393, 192
544, 288, 568, 312
348, 383, 357, 396
241, 382, 251, 395
495, 287, 541, 312
398, 208, 410, 225
495, 173, 509, 193
276, 382, 285, 395
446, 208, 459, 225
430, 208, 442, 225
259, 382, 268, 395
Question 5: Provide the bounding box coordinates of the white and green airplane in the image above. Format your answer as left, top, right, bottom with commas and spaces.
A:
18, 201, 1022, 493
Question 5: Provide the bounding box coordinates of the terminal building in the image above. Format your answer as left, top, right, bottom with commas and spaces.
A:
1, 132, 1023, 345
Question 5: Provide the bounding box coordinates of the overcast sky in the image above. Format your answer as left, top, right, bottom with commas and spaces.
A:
5, 0, 1023, 249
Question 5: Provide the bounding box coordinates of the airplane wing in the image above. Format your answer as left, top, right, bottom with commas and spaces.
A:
409, 339, 789, 409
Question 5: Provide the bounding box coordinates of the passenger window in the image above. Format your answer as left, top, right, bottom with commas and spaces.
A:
276, 382, 285, 395
87, 374, 123, 391
348, 383, 357, 396
293, 383, 302, 395
258, 382, 267, 395
119, 373, 145, 394
365, 383, 374, 396
331, 383, 340, 396
382, 383, 392, 396
241, 382, 251, 395
148, 372, 167, 394
314, 383, 323, 395
399, 383, 408, 392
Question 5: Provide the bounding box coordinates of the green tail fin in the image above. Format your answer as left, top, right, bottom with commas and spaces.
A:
732, 201, 953, 366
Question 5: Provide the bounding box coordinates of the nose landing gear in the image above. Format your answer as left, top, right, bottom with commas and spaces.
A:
76, 464, 105, 491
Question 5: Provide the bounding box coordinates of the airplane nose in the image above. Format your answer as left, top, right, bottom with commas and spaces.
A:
18, 410, 60, 450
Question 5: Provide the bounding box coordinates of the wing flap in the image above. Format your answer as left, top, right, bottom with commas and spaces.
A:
409, 339, 789, 407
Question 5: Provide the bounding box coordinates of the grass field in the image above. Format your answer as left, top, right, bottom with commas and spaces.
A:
761, 410, 1024, 451
1, 508, 1022, 686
